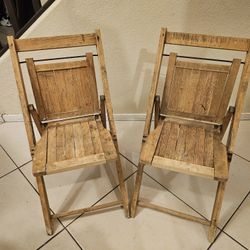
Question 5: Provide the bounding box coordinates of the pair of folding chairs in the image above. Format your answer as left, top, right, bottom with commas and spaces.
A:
8, 28, 250, 242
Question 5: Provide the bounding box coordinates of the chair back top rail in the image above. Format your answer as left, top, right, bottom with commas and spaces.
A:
166, 31, 250, 51
13, 33, 97, 52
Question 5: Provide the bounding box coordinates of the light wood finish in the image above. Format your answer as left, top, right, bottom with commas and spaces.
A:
8, 30, 129, 234
15, 33, 97, 52
26, 55, 99, 121
52, 200, 122, 219
138, 199, 210, 225
131, 28, 250, 242
166, 31, 250, 51
161, 58, 241, 124
36, 176, 53, 235
7, 36, 36, 153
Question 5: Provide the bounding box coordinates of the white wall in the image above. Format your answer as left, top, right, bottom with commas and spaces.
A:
1, 0, 250, 115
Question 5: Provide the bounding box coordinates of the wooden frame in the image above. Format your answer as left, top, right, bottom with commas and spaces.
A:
8, 30, 129, 235
131, 28, 250, 242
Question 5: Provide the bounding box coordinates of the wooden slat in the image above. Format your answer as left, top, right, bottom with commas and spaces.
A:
217, 59, 241, 118
156, 122, 171, 157
152, 156, 214, 179
175, 125, 187, 161
47, 126, 57, 163
96, 120, 117, 161
182, 127, 196, 163
214, 137, 228, 181
56, 126, 66, 161
89, 120, 103, 154
204, 130, 214, 167
46, 153, 106, 174
72, 123, 85, 157
161, 53, 177, 111
82, 122, 94, 156
176, 60, 230, 72
166, 31, 249, 51
26, 58, 46, 119
194, 128, 206, 165
143, 28, 167, 137
15, 33, 97, 52
65, 124, 75, 160
7, 36, 36, 152
33, 130, 47, 176
140, 122, 164, 164
36, 60, 88, 72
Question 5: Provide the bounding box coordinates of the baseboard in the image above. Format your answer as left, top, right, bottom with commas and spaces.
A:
1, 113, 250, 122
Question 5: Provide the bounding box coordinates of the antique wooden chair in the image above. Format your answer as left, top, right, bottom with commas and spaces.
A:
131, 28, 250, 241
8, 30, 129, 235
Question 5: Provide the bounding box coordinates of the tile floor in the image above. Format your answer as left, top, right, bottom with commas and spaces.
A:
0, 120, 250, 250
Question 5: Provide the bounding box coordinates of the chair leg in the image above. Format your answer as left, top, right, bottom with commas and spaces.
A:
208, 181, 226, 242
115, 156, 130, 217
36, 176, 53, 235
130, 163, 145, 217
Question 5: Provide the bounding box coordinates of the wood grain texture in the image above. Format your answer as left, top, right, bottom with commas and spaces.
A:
26, 55, 100, 121
15, 33, 97, 52
166, 31, 250, 51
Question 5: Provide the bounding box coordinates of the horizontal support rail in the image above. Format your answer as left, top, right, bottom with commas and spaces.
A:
163, 54, 245, 65
138, 200, 210, 226
19, 54, 98, 64
52, 200, 122, 219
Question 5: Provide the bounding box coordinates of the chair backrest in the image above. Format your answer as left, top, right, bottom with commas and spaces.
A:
26, 53, 99, 121
144, 28, 250, 154
161, 53, 241, 124
8, 30, 117, 153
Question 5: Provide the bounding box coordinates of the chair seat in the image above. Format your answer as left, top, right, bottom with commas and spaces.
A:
33, 118, 117, 176
140, 119, 228, 181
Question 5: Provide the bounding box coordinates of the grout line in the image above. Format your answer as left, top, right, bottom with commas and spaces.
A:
119, 152, 210, 221
233, 153, 250, 163
64, 168, 137, 229
64, 228, 83, 250
0, 167, 18, 179
207, 191, 250, 250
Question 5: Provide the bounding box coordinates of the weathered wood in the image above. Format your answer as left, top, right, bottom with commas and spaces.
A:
143, 28, 167, 138
36, 176, 53, 235
152, 156, 214, 179
166, 31, 250, 51
28, 104, 44, 135
138, 199, 210, 225
15, 33, 97, 52
213, 137, 228, 181
229, 48, 250, 153
52, 200, 122, 219
7, 36, 36, 153
140, 122, 164, 164
100, 95, 107, 128
154, 95, 160, 128
220, 106, 235, 139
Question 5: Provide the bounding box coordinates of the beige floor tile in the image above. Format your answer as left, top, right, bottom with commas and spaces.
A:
116, 120, 143, 164
0, 122, 32, 166
0, 146, 16, 177
67, 174, 212, 250
224, 195, 250, 248
38, 230, 81, 250
234, 121, 250, 161
144, 155, 250, 228
210, 233, 245, 250
0, 170, 63, 250
21, 157, 135, 226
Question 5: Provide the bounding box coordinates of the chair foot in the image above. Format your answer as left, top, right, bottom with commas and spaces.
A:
46, 227, 53, 236
208, 225, 217, 243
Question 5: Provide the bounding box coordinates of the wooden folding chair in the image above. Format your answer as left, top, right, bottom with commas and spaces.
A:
8, 30, 129, 235
131, 28, 250, 241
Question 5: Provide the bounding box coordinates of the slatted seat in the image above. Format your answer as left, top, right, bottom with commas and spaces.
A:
131, 28, 250, 242
8, 30, 129, 235
140, 119, 228, 181
33, 118, 117, 176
